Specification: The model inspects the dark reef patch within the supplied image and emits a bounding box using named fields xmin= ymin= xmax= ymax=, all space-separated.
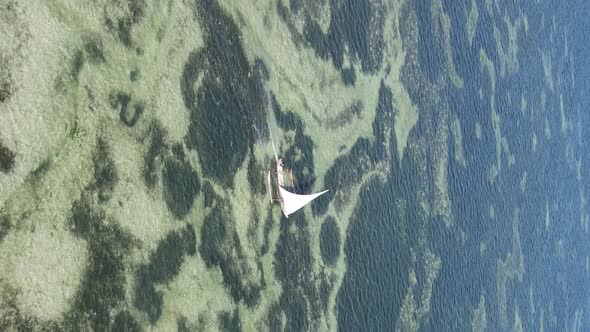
xmin=283 ymin=289 xmax=308 ymax=331
xmin=201 ymin=180 xmax=217 ymax=209
xmin=112 ymin=310 xmax=142 ymax=332
xmin=341 ymin=67 xmax=356 ymax=86
xmin=372 ymin=81 xmax=396 ymax=162
xmin=312 ymin=137 xmax=373 ymax=216
xmin=143 ymin=121 xmax=168 ymax=188
xmin=199 ymin=206 xmax=227 ymax=267
xmin=271 ymin=97 xmax=317 ymax=194
xmin=84 ymin=37 xmax=105 ymax=64
xmin=65 ymin=195 xmax=136 ymax=331
xmin=199 ymin=202 xmax=262 ymax=307
xmin=91 ymin=138 xmax=118 ymax=203
xmin=179 ymin=51 xmax=204 ymax=112
xmin=254 ymin=57 xmax=270 ymax=81
xmin=218 ymin=309 xmax=241 ymax=332
xmin=279 ymin=0 xmax=384 ymax=73
xmin=28 ymin=159 xmax=51 ymax=185
xmin=312 ymin=81 xmax=394 ymax=217
xmin=284 ymin=130 xmax=316 ymax=195
xmin=271 ymin=93 xmax=303 ymax=131
xmin=120 ymin=102 xmax=143 ymax=127
xmin=0 ymin=80 xmax=12 ymax=103
xmin=162 ymin=157 xmax=200 ymax=220
xmin=260 ymin=209 xmax=274 ymax=256
xmin=319 ymin=216 xmax=340 ymax=266
xmin=247 ymin=148 xmax=266 ymax=196
xmin=115 ymin=18 xmax=133 ymax=47
xmin=176 ymin=316 xmax=190 ymax=332
xmin=178 ymin=315 xmax=207 ymax=332
xmin=325 ymin=100 xmax=363 ymax=130
xmin=134 ymin=224 xmax=196 ymax=324
xmin=266 ymin=303 xmax=283 ymax=331
xmin=109 ymin=92 xmax=143 ymax=127
xmin=171 ymin=143 xmax=185 ymax=160
xmin=105 ymin=0 xmax=146 ymax=48
xmin=336 ymin=176 xmax=412 ymax=331
xmin=0 ymin=213 xmax=10 ymax=242
xmin=109 ymin=91 xmax=131 ymax=114
xmin=71 ymin=49 xmax=85 ymax=81
xmin=130 ymin=68 xmax=140 ymax=81
xmin=141 ymin=225 xmax=196 ymax=284
xmin=0 ymin=52 xmax=14 ymax=103
xmin=128 ymin=0 xmax=147 ymax=24
xmin=0 ymin=141 xmax=16 ymax=173
xmin=268 ymin=212 xmax=322 ymax=330
xmin=181 ymin=0 xmax=265 ymax=188
xmin=0 ymin=286 xmax=62 ymax=331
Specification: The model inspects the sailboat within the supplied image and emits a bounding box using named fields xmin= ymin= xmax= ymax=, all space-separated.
xmin=266 ymin=128 xmax=328 ymax=218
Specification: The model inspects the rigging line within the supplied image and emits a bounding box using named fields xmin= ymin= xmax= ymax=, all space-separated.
xmin=267 ymin=120 xmax=279 ymax=162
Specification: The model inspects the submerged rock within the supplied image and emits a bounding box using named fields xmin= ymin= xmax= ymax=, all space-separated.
xmin=162 ymin=157 xmax=200 ymax=220
xmin=0 ymin=142 xmax=16 ymax=173
xmin=134 ymin=225 xmax=196 ymax=323
xmin=181 ymin=0 xmax=265 ymax=188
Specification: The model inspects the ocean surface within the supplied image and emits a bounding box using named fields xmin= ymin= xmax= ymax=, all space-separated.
xmin=0 ymin=0 xmax=589 ymax=330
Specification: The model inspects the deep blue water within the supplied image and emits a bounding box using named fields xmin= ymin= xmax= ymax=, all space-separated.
xmin=336 ymin=0 xmax=590 ymax=330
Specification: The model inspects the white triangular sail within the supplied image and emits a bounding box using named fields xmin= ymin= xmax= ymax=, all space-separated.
xmin=278 ymin=186 xmax=328 ymax=218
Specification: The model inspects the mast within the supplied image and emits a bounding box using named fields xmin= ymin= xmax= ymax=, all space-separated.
xmin=268 ymin=121 xmax=279 ymax=163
